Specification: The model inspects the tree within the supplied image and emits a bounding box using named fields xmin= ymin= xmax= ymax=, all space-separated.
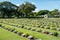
xmin=38 ymin=10 xmax=49 ymax=15
xmin=0 ymin=1 xmax=18 ymax=18
xmin=29 ymin=12 xmax=38 ymax=17
xmin=18 ymin=2 xmax=36 ymax=17
xmin=49 ymin=9 xmax=60 ymax=17
xmin=49 ymin=9 xmax=59 ymax=15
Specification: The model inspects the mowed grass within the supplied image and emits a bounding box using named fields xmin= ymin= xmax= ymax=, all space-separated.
xmin=2 ymin=24 xmax=60 ymax=40
xmin=0 ymin=28 xmax=28 ymax=40
xmin=1 ymin=18 xmax=60 ymax=40
xmin=5 ymin=22 xmax=60 ymax=35
xmin=4 ymin=19 xmax=60 ymax=34
xmin=25 ymin=26 xmax=60 ymax=34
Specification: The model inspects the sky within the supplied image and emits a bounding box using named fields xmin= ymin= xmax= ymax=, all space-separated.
xmin=0 ymin=0 xmax=60 ymax=12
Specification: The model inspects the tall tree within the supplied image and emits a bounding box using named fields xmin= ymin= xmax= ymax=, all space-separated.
xmin=29 ymin=12 xmax=38 ymax=17
xmin=49 ymin=9 xmax=60 ymax=17
xmin=0 ymin=1 xmax=18 ymax=18
xmin=50 ymin=9 xmax=59 ymax=15
xmin=18 ymin=2 xmax=36 ymax=17
xmin=38 ymin=10 xmax=49 ymax=15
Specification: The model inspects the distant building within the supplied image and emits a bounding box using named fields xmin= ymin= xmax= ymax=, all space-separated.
xmin=44 ymin=14 xmax=48 ymax=18
xmin=38 ymin=14 xmax=49 ymax=18
xmin=54 ymin=15 xmax=60 ymax=18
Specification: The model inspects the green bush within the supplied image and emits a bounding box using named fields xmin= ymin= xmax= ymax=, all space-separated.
xmin=53 ymin=32 xmax=58 ymax=36
xmin=0 ymin=24 xmax=2 ymax=27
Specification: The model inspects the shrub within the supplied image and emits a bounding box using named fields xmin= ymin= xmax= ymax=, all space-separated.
xmin=26 ymin=33 xmax=29 ymax=37
xmin=0 ymin=24 xmax=2 ymax=27
xmin=53 ymin=32 xmax=58 ymax=36
xmin=21 ymin=25 xmax=24 ymax=28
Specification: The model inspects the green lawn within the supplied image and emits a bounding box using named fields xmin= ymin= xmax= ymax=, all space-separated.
xmin=4 ymin=22 xmax=60 ymax=35
xmin=0 ymin=28 xmax=28 ymax=40
xmin=2 ymin=24 xmax=60 ymax=40
xmin=1 ymin=18 xmax=60 ymax=40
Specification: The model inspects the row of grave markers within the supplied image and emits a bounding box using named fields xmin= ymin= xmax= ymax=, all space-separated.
xmin=0 ymin=24 xmax=41 ymax=40
xmin=2 ymin=22 xmax=60 ymax=37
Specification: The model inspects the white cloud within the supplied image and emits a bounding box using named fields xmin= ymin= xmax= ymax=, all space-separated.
xmin=16 ymin=4 xmax=19 ymax=6
xmin=33 ymin=9 xmax=39 ymax=12
xmin=32 ymin=2 xmax=35 ymax=4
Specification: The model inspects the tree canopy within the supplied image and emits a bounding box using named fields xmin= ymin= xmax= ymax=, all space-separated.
xmin=18 ymin=2 xmax=36 ymax=17
xmin=0 ymin=1 xmax=18 ymax=18
xmin=50 ymin=9 xmax=59 ymax=15
xmin=38 ymin=10 xmax=49 ymax=15
xmin=0 ymin=1 xmax=60 ymax=18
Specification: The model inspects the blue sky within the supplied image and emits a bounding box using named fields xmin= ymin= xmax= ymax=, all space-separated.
xmin=0 ymin=0 xmax=60 ymax=12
